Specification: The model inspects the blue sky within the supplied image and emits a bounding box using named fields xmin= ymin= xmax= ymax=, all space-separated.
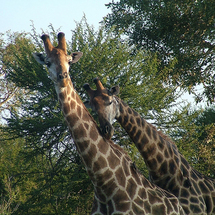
xmin=1 ymin=0 xmax=111 ymax=37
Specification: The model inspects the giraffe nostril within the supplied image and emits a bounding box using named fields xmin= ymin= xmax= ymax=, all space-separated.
xmin=58 ymin=74 xmax=63 ymax=80
xmin=58 ymin=72 xmax=68 ymax=80
xmin=101 ymin=123 xmax=114 ymax=139
xmin=102 ymin=125 xmax=109 ymax=136
xmin=104 ymin=125 xmax=109 ymax=134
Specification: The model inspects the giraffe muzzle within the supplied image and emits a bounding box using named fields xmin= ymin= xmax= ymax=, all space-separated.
xmin=101 ymin=123 xmax=114 ymax=140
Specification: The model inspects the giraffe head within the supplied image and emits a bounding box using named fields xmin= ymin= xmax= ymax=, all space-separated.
xmin=33 ymin=32 xmax=83 ymax=87
xmin=83 ymin=78 xmax=120 ymax=139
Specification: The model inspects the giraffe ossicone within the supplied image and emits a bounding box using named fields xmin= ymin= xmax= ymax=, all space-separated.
xmin=84 ymin=77 xmax=215 ymax=214
xmin=33 ymin=33 xmax=187 ymax=214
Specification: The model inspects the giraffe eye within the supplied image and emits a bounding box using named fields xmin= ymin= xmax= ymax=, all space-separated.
xmin=108 ymin=101 xmax=113 ymax=105
xmin=105 ymin=100 xmax=113 ymax=106
xmin=44 ymin=58 xmax=51 ymax=67
xmin=103 ymin=95 xmax=113 ymax=106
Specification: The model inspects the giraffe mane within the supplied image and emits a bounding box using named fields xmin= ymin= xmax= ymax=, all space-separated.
xmin=149 ymin=123 xmax=177 ymax=147
xmin=117 ymin=96 xmax=176 ymax=147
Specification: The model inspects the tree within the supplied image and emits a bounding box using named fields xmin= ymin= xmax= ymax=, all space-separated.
xmin=0 ymin=33 xmax=26 ymax=124
xmin=168 ymin=105 xmax=215 ymax=178
xmin=104 ymin=0 xmax=215 ymax=103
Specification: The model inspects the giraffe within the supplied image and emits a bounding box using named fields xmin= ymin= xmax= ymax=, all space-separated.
xmin=83 ymin=77 xmax=215 ymax=214
xmin=33 ymin=33 xmax=186 ymax=214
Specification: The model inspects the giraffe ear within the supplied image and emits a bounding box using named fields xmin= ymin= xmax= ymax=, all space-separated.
xmin=33 ymin=53 xmax=46 ymax=65
xmin=110 ymin=86 xmax=120 ymax=95
xmin=69 ymin=52 xmax=83 ymax=64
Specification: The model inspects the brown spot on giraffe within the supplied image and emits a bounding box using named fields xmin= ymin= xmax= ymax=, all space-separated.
xmin=93 ymin=155 xmax=108 ymax=172
xmin=115 ymin=167 xmax=126 ymax=187
xmin=66 ymin=113 xmax=79 ymax=127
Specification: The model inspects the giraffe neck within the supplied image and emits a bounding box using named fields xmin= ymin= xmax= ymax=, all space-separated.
xmin=115 ymin=96 xmax=215 ymax=214
xmin=115 ymin=96 xmax=181 ymax=178
xmin=55 ymin=79 xmax=111 ymax=176
xmin=56 ymin=79 xmax=101 ymax=150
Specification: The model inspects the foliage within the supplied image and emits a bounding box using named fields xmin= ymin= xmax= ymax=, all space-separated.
xmin=70 ymin=18 xmax=180 ymax=119
xmin=0 ymin=33 xmax=26 ymax=124
xmin=168 ymin=105 xmax=215 ymax=178
xmin=0 ymin=129 xmax=93 ymax=214
xmin=104 ymin=0 xmax=215 ymax=103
